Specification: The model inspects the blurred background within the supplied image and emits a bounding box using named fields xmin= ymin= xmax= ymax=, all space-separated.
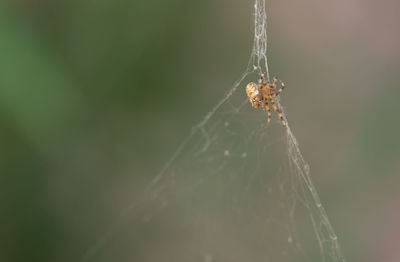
xmin=0 ymin=0 xmax=399 ymax=261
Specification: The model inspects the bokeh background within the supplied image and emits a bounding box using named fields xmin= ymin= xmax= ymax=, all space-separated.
xmin=1 ymin=0 xmax=399 ymax=261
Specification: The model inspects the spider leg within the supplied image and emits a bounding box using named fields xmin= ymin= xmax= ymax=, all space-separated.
xmin=258 ymin=73 xmax=265 ymax=85
xmin=265 ymin=97 xmax=272 ymax=123
xmin=260 ymin=96 xmax=265 ymax=111
xmin=270 ymin=98 xmax=287 ymax=128
xmin=274 ymin=80 xmax=285 ymax=96
xmin=272 ymin=76 xmax=278 ymax=88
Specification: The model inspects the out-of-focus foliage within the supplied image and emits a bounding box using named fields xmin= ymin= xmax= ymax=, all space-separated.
xmin=0 ymin=0 xmax=399 ymax=262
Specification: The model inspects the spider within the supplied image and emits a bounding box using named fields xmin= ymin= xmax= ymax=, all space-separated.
xmin=246 ymin=73 xmax=287 ymax=128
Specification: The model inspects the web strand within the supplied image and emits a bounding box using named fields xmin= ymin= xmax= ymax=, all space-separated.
xmin=251 ymin=0 xmax=270 ymax=79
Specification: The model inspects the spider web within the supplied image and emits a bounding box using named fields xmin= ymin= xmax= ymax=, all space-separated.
xmin=83 ymin=1 xmax=346 ymax=261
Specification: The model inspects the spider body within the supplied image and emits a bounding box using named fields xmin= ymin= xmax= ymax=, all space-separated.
xmin=246 ymin=73 xmax=287 ymax=128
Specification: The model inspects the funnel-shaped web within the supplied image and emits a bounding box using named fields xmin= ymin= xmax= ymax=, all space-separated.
xmin=83 ymin=1 xmax=346 ymax=261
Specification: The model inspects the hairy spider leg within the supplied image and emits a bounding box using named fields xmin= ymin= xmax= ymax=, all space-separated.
xmin=274 ymin=80 xmax=285 ymax=96
xmin=270 ymin=99 xmax=287 ymax=128
xmin=272 ymin=76 xmax=278 ymax=88
xmin=260 ymin=96 xmax=265 ymax=111
xmin=259 ymin=73 xmax=265 ymax=85
xmin=265 ymin=97 xmax=272 ymax=123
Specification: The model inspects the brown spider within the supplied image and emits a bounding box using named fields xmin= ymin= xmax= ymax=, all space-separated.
xmin=246 ymin=73 xmax=287 ymax=128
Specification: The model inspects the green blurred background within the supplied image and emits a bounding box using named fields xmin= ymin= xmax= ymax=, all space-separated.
xmin=0 ymin=0 xmax=399 ymax=261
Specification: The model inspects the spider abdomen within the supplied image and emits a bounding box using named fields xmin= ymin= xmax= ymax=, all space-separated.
xmin=246 ymin=82 xmax=263 ymax=108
